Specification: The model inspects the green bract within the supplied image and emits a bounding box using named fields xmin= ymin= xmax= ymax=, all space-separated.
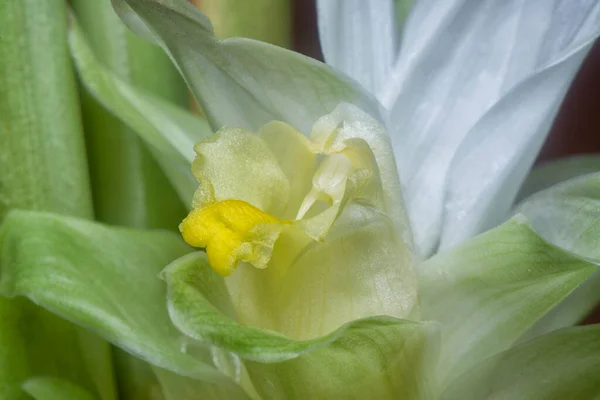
xmin=69 ymin=19 xmax=211 ymax=203
xmin=516 ymin=167 xmax=600 ymax=340
xmin=2 ymin=210 xmax=599 ymax=398
xmin=441 ymin=325 xmax=600 ymax=399
xmin=0 ymin=210 xmax=215 ymax=382
xmin=112 ymin=0 xmax=381 ymax=133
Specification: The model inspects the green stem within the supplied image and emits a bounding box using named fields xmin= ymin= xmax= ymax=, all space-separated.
xmin=0 ymin=1 xmax=115 ymax=399
xmin=71 ymin=0 xmax=188 ymax=230
xmin=0 ymin=4 xmax=92 ymax=220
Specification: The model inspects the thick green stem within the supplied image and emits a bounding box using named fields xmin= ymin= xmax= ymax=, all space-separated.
xmin=0 ymin=1 xmax=115 ymax=399
xmin=0 ymin=5 xmax=92 ymax=219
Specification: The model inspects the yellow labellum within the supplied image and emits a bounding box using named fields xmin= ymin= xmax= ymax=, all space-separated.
xmin=179 ymin=200 xmax=287 ymax=276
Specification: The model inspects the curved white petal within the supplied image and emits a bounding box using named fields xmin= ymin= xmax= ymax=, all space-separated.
xmin=384 ymin=0 xmax=600 ymax=255
xmin=317 ymin=0 xmax=402 ymax=98
xmin=440 ymin=41 xmax=593 ymax=248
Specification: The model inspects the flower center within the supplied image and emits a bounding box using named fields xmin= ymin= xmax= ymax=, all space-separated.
xmin=178 ymin=115 xmax=389 ymax=278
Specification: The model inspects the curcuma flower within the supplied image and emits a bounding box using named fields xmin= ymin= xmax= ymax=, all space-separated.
xmin=176 ymin=105 xmax=418 ymax=338
xmin=0 ymin=0 xmax=595 ymax=399
xmin=156 ymin=102 xmax=600 ymax=398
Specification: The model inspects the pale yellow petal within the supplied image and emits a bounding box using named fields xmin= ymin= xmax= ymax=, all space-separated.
xmin=191 ymin=128 xmax=290 ymax=216
xmin=257 ymin=121 xmax=319 ymax=219
xmin=226 ymin=202 xmax=418 ymax=339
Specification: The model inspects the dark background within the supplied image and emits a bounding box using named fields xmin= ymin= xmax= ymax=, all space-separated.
xmin=291 ymin=0 xmax=600 ymax=323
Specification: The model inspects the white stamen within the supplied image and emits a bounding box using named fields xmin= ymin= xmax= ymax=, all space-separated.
xmin=296 ymin=153 xmax=354 ymax=220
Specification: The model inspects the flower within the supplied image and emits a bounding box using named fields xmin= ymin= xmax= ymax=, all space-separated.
xmin=157 ymin=106 xmax=599 ymax=398
xmin=177 ymin=105 xmax=418 ymax=338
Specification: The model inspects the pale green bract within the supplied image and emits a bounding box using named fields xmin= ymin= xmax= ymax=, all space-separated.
xmin=440 ymin=325 xmax=600 ymax=399
xmin=68 ymin=19 xmax=211 ymax=204
xmin=111 ymin=0 xmax=382 ymax=133
xmin=419 ymin=217 xmax=598 ymax=388
xmin=1 ymin=0 xmax=599 ymax=398
xmin=515 ymin=167 xmax=600 ymax=341
xmin=516 ymin=155 xmax=600 ymax=202
xmin=0 ymin=210 xmax=217 ymax=383
xmin=0 ymin=210 xmax=249 ymax=398
xmin=47 ymin=0 xmax=600 ymax=398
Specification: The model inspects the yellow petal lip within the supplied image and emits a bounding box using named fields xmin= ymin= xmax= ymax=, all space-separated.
xmin=179 ymin=200 xmax=288 ymax=276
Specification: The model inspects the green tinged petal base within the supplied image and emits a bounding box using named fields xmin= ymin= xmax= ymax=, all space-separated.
xmin=162 ymin=252 xmax=437 ymax=399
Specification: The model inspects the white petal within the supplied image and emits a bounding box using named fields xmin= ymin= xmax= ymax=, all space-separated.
xmin=385 ymin=0 xmax=600 ymax=255
xmin=440 ymin=41 xmax=593 ymax=248
xmin=317 ymin=0 xmax=401 ymax=98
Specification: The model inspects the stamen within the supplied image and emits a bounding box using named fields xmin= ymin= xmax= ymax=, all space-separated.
xmin=296 ymin=153 xmax=354 ymax=220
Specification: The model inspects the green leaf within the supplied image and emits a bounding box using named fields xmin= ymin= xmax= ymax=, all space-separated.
xmin=162 ymin=251 xmax=436 ymax=400
xmin=0 ymin=1 xmax=113 ymax=398
xmin=22 ymin=377 xmax=97 ymax=400
xmin=0 ymin=209 xmax=230 ymax=384
xmin=71 ymin=0 xmax=188 ymax=230
xmin=441 ymin=325 xmax=600 ymax=400
xmin=394 ymin=0 xmax=414 ymax=26
xmin=112 ymin=0 xmax=380 ymax=133
xmin=516 ymin=173 xmax=600 ymax=340
xmin=69 ymin=20 xmax=210 ymax=203
xmin=419 ymin=217 xmax=597 ymax=388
